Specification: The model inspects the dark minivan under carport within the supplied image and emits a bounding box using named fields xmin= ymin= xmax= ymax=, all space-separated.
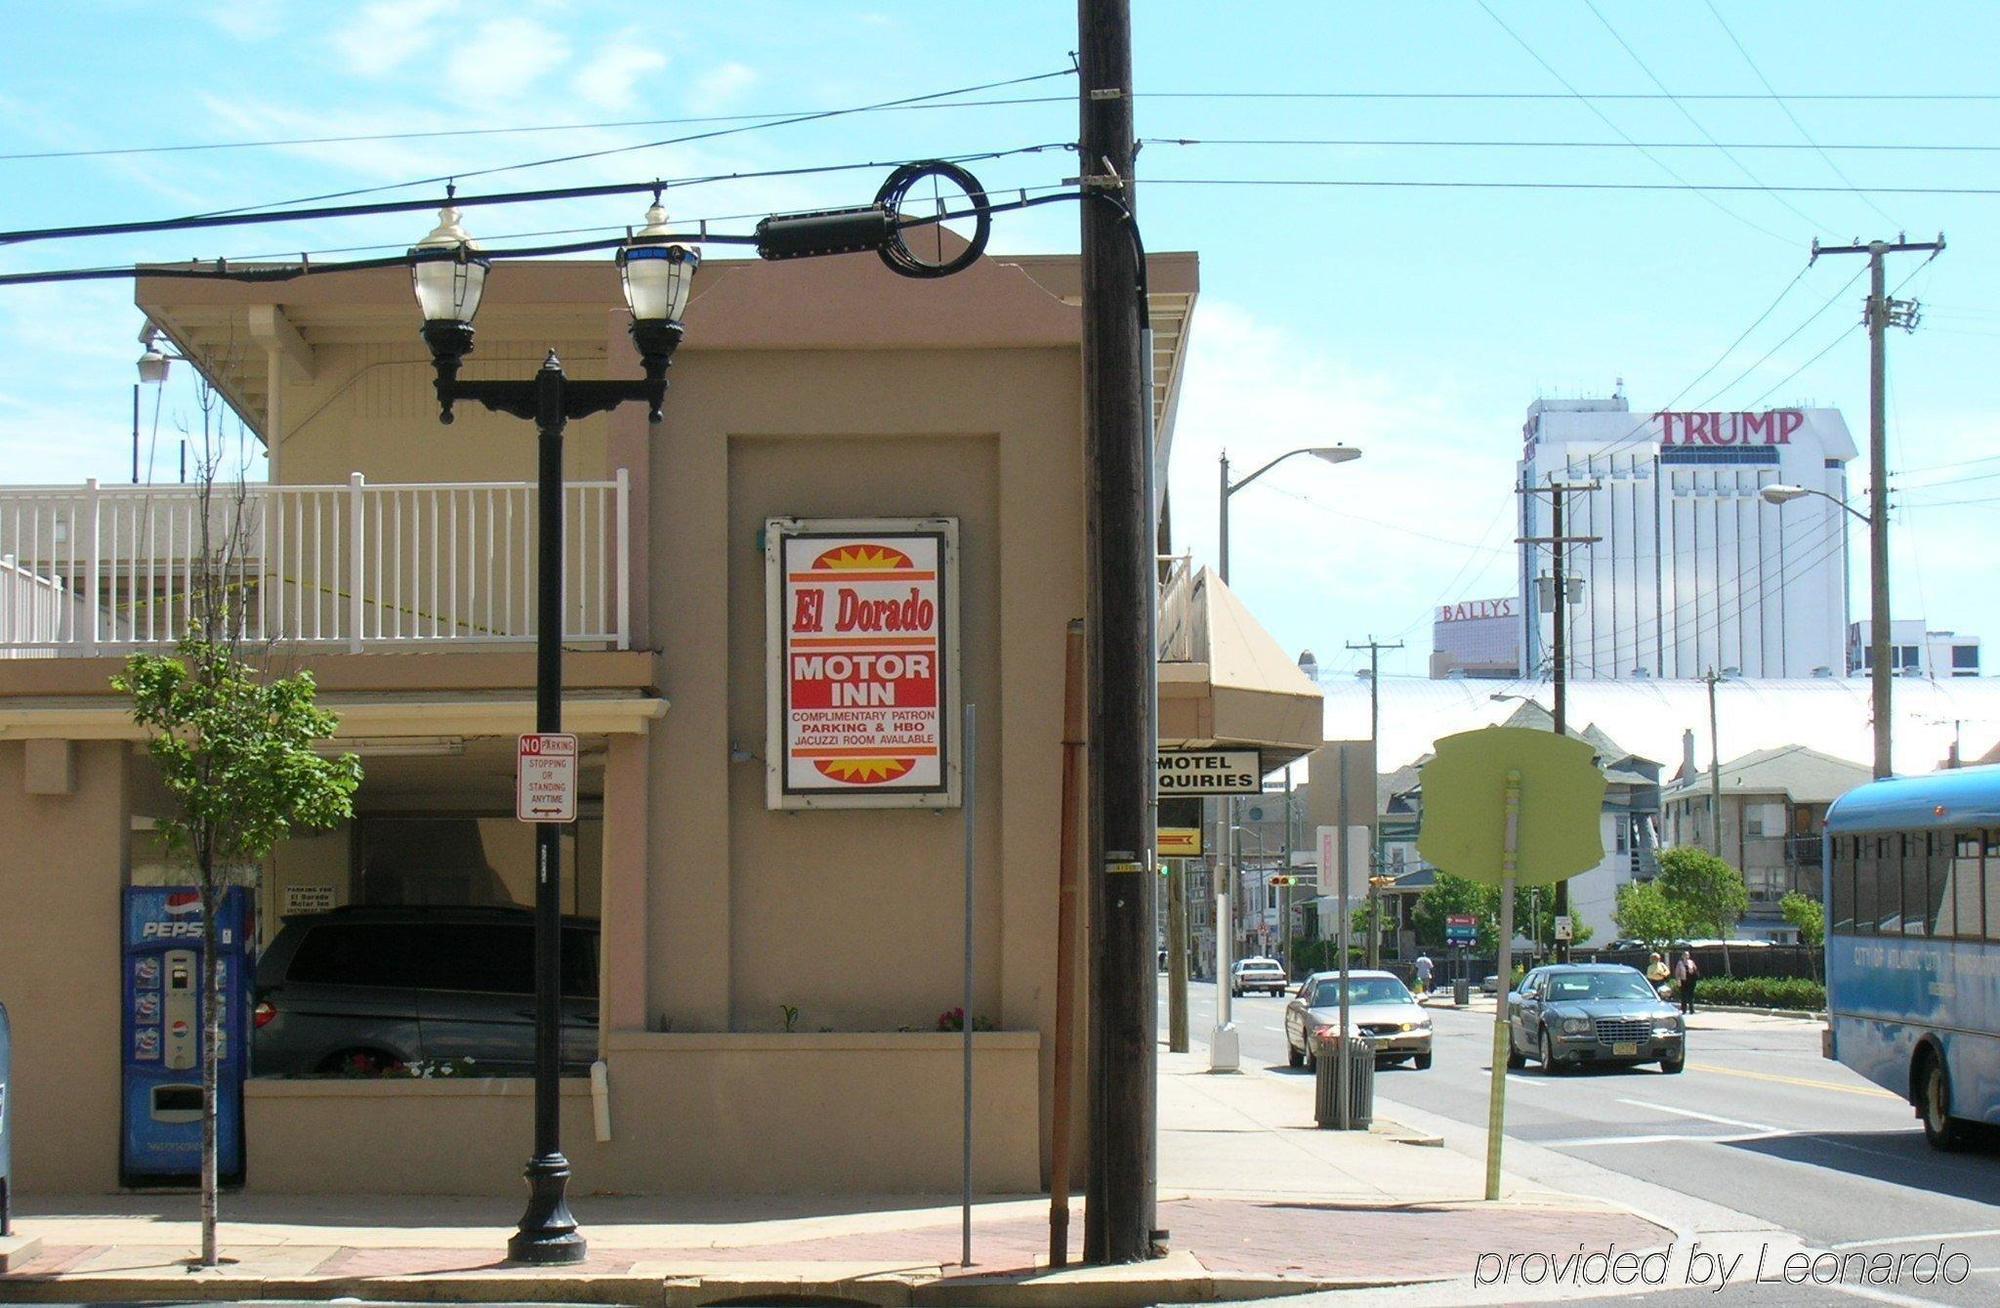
xmin=252 ymin=906 xmax=599 ymax=1076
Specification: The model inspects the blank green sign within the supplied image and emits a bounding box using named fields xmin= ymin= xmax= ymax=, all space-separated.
xmin=1416 ymin=726 xmax=1606 ymax=888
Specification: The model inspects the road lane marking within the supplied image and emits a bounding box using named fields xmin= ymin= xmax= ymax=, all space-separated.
xmin=1617 ymin=1097 xmax=1781 ymax=1134
xmin=1828 ymin=1280 xmax=1962 ymax=1308
xmin=1545 ymin=1129 xmax=1788 ymax=1148
xmin=1831 ymin=1229 xmax=2000 ymax=1251
xmin=1688 ymin=1061 xmax=1901 ymax=1099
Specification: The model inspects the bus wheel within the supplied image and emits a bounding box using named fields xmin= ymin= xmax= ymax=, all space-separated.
xmin=1917 ymin=1049 xmax=1968 ymax=1151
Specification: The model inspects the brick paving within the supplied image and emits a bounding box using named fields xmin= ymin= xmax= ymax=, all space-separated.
xmin=3 ymin=1198 xmax=1670 ymax=1286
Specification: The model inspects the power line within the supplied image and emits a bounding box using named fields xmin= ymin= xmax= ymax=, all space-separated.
xmin=1140 ymin=177 xmax=2000 ymax=196
xmin=1700 ymin=0 xmax=1902 ymax=230
xmin=1140 ymin=136 xmax=2000 ymax=154
xmin=1472 ymin=0 xmax=1788 ymax=243
xmin=0 ymin=95 xmax=1078 ymax=164
xmin=1139 ymin=90 xmax=2000 ymax=102
xmin=173 ymin=65 xmax=1078 ymax=223
xmin=1580 ymin=0 xmax=1836 ymax=234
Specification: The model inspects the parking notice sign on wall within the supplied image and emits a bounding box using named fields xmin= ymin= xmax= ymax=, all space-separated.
xmin=516 ymin=733 xmax=578 ymax=823
xmin=766 ymin=517 xmax=960 ymax=810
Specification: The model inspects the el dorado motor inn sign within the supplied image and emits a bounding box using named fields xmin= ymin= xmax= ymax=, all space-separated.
xmin=766 ymin=518 xmax=961 ymax=809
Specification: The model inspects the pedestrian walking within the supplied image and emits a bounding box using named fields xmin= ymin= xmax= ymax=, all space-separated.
xmin=1414 ymin=952 xmax=1434 ymax=996
xmin=1673 ymin=950 xmax=1700 ymax=1014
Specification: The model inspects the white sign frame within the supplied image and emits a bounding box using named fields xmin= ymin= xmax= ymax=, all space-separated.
xmin=765 ymin=517 xmax=961 ymax=811
xmin=516 ymin=733 xmax=578 ymax=823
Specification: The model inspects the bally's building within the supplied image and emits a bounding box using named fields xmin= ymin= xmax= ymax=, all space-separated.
xmin=1517 ymin=394 xmax=1856 ymax=681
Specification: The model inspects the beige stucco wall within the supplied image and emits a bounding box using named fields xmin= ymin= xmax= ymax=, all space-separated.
xmin=0 ymin=740 xmax=128 ymax=1191
xmin=646 ymin=339 xmax=1085 ymax=1185
xmin=246 ymin=1032 xmax=1041 ymax=1195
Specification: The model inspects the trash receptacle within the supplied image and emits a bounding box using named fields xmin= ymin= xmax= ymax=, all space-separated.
xmin=1453 ymin=976 xmax=1470 ymax=1006
xmin=1 ymin=999 xmax=12 ymax=1236
xmin=1313 ymin=1035 xmax=1375 ymax=1130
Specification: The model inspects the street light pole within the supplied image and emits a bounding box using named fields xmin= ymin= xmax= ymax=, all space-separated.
xmin=410 ymin=201 xmax=696 ymax=1266
xmin=1760 ymin=481 xmax=1889 ymax=777
xmin=1212 ymin=443 xmax=1359 ymax=1071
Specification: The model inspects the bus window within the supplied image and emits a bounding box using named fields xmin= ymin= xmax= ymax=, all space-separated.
xmin=1951 ymin=834 xmax=1982 ymax=941
xmin=1919 ymin=833 xmax=1950 ymax=936
xmin=1830 ymin=835 xmax=1855 ymax=934
xmin=1853 ymin=836 xmax=1877 ymax=936
xmin=1934 ymin=835 xmax=1966 ymax=936
xmin=1902 ymin=834 xmax=1930 ymax=935
xmin=1985 ymin=832 xmax=2000 ymax=942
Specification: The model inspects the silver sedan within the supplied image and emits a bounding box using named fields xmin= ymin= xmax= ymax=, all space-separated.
xmin=1283 ymin=969 xmax=1434 ymax=1070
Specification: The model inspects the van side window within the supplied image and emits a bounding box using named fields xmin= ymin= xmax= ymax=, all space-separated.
xmin=419 ymin=924 xmax=535 ymax=994
xmin=285 ymin=924 xmax=419 ymax=987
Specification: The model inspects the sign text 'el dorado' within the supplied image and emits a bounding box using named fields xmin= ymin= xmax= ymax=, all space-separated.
xmin=766 ymin=518 xmax=960 ymax=810
xmin=1156 ymin=749 xmax=1262 ymax=795
xmin=516 ymin=733 xmax=578 ymax=823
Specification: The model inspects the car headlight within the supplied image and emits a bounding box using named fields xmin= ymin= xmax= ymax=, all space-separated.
xmin=1560 ymin=1016 xmax=1591 ymax=1035
xmin=1413 ymin=1017 xmax=1431 ymax=1030
xmin=1655 ymin=1017 xmax=1682 ymax=1034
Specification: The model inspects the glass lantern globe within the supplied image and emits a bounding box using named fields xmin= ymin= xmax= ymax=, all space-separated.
xmin=409 ymin=205 xmax=490 ymax=325
xmin=618 ymin=202 xmax=699 ymax=326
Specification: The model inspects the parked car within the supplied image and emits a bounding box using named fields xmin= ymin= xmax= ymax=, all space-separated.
xmin=1229 ymin=957 xmax=1289 ymax=997
xmin=1283 ymin=970 xmax=1433 ymax=1069
xmin=253 ymin=906 xmax=600 ymax=1076
xmin=1506 ymin=963 xmax=1684 ymax=1075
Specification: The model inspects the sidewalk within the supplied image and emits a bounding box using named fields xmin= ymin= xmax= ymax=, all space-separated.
xmin=0 ymin=1051 xmax=1670 ymax=1306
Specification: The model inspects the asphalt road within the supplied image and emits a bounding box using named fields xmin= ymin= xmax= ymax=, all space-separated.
xmin=1170 ymin=980 xmax=2000 ymax=1307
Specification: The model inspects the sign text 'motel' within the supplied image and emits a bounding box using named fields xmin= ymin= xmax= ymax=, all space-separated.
xmin=1156 ymin=749 xmax=1262 ymax=795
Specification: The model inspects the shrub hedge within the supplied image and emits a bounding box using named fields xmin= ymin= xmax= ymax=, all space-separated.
xmin=1694 ymin=975 xmax=1825 ymax=1011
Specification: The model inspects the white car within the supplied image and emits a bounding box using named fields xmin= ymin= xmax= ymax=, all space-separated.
xmin=1230 ymin=957 xmax=1288 ymax=997
xmin=1284 ymin=970 xmax=1434 ymax=1069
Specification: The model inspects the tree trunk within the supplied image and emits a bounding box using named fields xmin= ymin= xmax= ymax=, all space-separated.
xmin=199 ymin=855 xmax=219 ymax=1268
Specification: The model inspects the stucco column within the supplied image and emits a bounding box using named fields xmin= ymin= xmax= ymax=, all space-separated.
xmin=601 ymin=730 xmax=652 ymax=1039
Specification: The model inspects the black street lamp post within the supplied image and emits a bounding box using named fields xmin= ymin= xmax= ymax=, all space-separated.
xmin=409 ymin=200 xmax=697 ymax=1265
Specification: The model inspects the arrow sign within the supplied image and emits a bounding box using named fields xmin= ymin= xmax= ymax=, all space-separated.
xmin=517 ymin=733 xmax=578 ymax=823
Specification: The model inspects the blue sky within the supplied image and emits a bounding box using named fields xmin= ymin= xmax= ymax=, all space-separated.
xmin=3 ymin=1 xmax=1997 ymax=677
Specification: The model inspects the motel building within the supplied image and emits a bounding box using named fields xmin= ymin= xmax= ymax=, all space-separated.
xmin=0 ymin=239 xmax=1323 ymax=1199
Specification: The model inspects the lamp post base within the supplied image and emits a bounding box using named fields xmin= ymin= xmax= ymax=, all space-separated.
xmin=508 ymin=1154 xmax=587 ymax=1265
xmin=1208 ymin=1023 xmax=1240 ymax=1072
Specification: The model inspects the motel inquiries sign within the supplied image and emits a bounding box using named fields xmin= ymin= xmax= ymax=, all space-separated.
xmin=766 ymin=518 xmax=960 ymax=810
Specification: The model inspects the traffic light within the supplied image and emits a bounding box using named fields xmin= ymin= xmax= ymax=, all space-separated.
xmin=1270 ymin=875 xmax=1295 ymax=887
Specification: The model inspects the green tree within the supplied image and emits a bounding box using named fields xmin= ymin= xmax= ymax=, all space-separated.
xmin=1656 ymin=846 xmax=1751 ymax=967
xmin=1614 ymin=879 xmax=1689 ymax=951
xmin=1779 ymin=891 xmax=1825 ymax=949
xmin=114 ymin=418 xmax=360 ymax=1267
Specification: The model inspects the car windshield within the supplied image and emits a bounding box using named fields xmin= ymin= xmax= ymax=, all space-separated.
xmin=1309 ymin=977 xmax=1412 ymax=1006
xmin=1543 ymin=971 xmax=1657 ymax=1002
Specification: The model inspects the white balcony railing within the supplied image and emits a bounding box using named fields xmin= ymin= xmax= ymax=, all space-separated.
xmin=0 ymin=473 xmax=630 ymax=654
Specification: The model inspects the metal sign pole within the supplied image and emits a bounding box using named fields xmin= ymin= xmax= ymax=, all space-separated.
xmin=961 ymin=703 xmax=977 ymax=1267
xmin=1336 ymin=750 xmax=1352 ymax=1129
xmin=1485 ymin=770 xmax=1521 ymax=1201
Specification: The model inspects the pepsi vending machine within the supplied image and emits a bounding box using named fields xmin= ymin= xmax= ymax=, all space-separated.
xmin=122 ymin=886 xmax=252 ymax=1187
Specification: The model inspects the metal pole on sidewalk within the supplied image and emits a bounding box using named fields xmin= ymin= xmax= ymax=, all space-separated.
xmin=962 ymin=703 xmax=977 ymax=1269
xmin=1484 ymin=771 xmax=1521 ymax=1202
xmin=1336 ymin=750 xmax=1352 ymax=1128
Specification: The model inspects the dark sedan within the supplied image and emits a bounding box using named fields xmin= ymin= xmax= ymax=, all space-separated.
xmin=1506 ymin=963 xmax=1685 ymax=1074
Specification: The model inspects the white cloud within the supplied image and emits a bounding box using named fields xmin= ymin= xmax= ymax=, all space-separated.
xmin=446 ymin=16 xmax=573 ymax=106
xmin=327 ymin=0 xmax=456 ymax=78
xmin=1167 ymin=301 xmax=1517 ymax=675
xmin=571 ymin=41 xmax=668 ymax=112
xmin=689 ymin=61 xmax=757 ymax=111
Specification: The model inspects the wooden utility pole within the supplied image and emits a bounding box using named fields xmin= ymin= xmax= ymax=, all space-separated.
xmin=1518 ymin=481 xmax=1598 ymax=961
xmin=1078 ymin=0 xmax=1157 ymax=1265
xmin=1810 ymin=234 xmax=1944 ymax=780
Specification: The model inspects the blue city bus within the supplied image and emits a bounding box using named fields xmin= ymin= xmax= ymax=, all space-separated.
xmin=1824 ymin=766 xmax=2000 ymax=1149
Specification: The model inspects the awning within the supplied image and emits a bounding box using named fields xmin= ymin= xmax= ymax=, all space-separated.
xmin=1159 ymin=564 xmax=1323 ymax=772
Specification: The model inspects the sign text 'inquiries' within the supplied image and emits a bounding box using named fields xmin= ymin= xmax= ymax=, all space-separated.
xmin=1156 ymin=749 xmax=1262 ymax=795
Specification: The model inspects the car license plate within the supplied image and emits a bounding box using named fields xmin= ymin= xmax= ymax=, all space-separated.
xmin=1613 ymin=1041 xmax=1639 ymax=1057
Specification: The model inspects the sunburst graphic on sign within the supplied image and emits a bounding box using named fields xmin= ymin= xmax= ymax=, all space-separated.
xmin=812 ymin=544 xmax=913 ymax=572
xmin=816 ymin=757 xmax=916 ymax=784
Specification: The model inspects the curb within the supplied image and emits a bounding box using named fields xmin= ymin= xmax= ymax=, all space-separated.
xmin=1689 ymin=1003 xmax=1825 ymax=1020
xmin=0 ymin=1265 xmax=1447 ymax=1307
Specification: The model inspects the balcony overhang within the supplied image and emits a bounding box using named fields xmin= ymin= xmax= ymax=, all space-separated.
xmin=0 ymin=689 xmax=664 ymax=741
xmin=1158 ymin=565 xmax=1323 ymax=774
